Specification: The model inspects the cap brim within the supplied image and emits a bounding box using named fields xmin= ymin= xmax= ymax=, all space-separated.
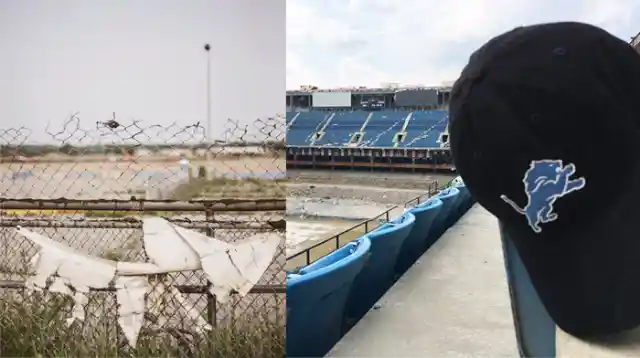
xmin=502 ymin=182 xmax=640 ymax=338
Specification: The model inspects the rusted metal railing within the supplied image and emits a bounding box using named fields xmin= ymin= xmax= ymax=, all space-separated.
xmin=286 ymin=180 xmax=443 ymax=267
xmin=0 ymin=217 xmax=286 ymax=230
xmin=0 ymin=198 xmax=285 ymax=212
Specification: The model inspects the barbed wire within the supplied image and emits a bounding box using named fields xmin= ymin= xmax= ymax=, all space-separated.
xmin=0 ymin=115 xmax=286 ymax=357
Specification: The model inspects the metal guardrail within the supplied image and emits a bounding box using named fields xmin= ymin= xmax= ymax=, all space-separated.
xmin=0 ymin=280 xmax=285 ymax=294
xmin=0 ymin=198 xmax=285 ymax=212
xmin=631 ymin=31 xmax=640 ymax=50
xmin=286 ymin=180 xmax=442 ymax=267
xmin=0 ymin=217 xmax=286 ymax=230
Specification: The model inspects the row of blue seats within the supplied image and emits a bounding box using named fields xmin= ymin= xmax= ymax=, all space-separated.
xmin=286 ymin=178 xmax=475 ymax=357
xmin=286 ymin=110 xmax=448 ymax=148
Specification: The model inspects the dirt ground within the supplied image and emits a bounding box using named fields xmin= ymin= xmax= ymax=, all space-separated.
xmin=287 ymin=169 xmax=456 ymax=206
xmin=285 ymin=169 xmax=457 ymax=268
xmin=0 ymin=158 xmax=284 ymax=199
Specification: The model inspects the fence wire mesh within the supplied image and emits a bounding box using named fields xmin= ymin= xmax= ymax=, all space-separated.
xmin=0 ymin=114 xmax=286 ymax=357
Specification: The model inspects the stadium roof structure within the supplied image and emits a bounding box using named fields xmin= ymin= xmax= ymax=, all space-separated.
xmin=286 ymin=85 xmax=452 ymax=96
xmin=631 ymin=31 xmax=640 ymax=52
xmin=288 ymin=30 xmax=640 ymax=96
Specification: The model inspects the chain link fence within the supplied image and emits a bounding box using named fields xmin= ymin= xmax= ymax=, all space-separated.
xmin=0 ymin=114 xmax=286 ymax=357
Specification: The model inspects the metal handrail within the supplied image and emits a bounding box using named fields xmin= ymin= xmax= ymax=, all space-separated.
xmin=0 ymin=198 xmax=285 ymax=212
xmin=286 ymin=179 xmax=452 ymax=266
xmin=631 ymin=31 xmax=640 ymax=49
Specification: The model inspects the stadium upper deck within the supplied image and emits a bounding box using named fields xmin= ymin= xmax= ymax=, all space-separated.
xmin=286 ymin=85 xmax=452 ymax=150
xmin=286 ymin=85 xmax=451 ymax=111
xmin=632 ymin=31 xmax=640 ymax=52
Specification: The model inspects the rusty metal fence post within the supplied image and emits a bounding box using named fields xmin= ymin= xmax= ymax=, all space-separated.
xmin=205 ymin=207 xmax=217 ymax=328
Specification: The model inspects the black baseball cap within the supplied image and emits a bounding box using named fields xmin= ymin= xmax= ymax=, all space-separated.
xmin=449 ymin=22 xmax=640 ymax=338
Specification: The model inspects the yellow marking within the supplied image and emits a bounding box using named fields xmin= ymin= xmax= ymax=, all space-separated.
xmin=3 ymin=209 xmax=86 ymax=215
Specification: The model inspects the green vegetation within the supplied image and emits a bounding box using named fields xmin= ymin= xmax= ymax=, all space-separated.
xmin=171 ymin=177 xmax=286 ymax=201
xmin=0 ymin=249 xmax=284 ymax=357
xmin=0 ymin=140 xmax=285 ymax=158
xmin=0 ymin=293 xmax=284 ymax=358
xmin=100 ymin=231 xmax=142 ymax=262
xmin=169 ymin=167 xmax=286 ymax=200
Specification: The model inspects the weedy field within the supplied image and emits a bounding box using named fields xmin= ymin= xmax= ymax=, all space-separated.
xmin=0 ymin=162 xmax=286 ymax=357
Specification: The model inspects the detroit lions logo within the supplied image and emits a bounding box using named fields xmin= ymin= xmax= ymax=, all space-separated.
xmin=500 ymin=159 xmax=586 ymax=233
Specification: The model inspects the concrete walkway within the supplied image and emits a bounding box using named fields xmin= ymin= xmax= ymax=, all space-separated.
xmin=327 ymin=205 xmax=519 ymax=357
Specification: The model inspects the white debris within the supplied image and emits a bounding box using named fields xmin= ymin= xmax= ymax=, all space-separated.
xmin=115 ymin=276 xmax=150 ymax=346
xmin=179 ymin=158 xmax=190 ymax=170
xmin=68 ymin=291 xmax=89 ymax=326
xmin=13 ymin=218 xmax=281 ymax=348
xmin=48 ymin=276 xmax=72 ymax=295
xmin=146 ymin=280 xmax=213 ymax=333
xmin=16 ymin=227 xmax=116 ymax=291
xmin=164 ymin=283 xmax=212 ymax=333
xmin=170 ymin=223 xmax=282 ymax=302
xmin=143 ymin=217 xmax=282 ymax=303
xmin=140 ymin=217 xmax=203 ymax=272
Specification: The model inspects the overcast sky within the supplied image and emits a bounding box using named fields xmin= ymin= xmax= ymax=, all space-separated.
xmin=0 ymin=0 xmax=285 ymax=144
xmin=287 ymin=0 xmax=640 ymax=89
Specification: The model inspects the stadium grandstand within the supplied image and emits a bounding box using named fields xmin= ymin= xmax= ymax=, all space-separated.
xmin=286 ymin=85 xmax=454 ymax=173
xmin=632 ymin=31 xmax=640 ymax=52
xmin=286 ymin=32 xmax=640 ymax=174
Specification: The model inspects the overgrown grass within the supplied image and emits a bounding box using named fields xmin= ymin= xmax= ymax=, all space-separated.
xmin=100 ymin=231 xmax=142 ymax=261
xmin=0 ymin=232 xmax=285 ymax=357
xmin=170 ymin=176 xmax=286 ymax=201
xmin=82 ymin=177 xmax=286 ymax=217
xmin=0 ymin=293 xmax=284 ymax=357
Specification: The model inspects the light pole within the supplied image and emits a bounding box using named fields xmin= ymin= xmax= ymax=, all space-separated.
xmin=204 ymin=43 xmax=212 ymax=143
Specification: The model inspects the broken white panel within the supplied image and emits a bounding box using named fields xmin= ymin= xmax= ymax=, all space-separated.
xmin=165 ymin=284 xmax=212 ymax=332
xmin=13 ymin=219 xmax=282 ymax=347
xmin=141 ymin=217 xmax=203 ymax=272
xmin=170 ymin=223 xmax=282 ymax=303
xmin=67 ymin=291 xmax=89 ymax=325
xmin=15 ymin=227 xmax=117 ymax=327
xmin=15 ymin=228 xmax=164 ymax=347
xmin=16 ymin=227 xmax=116 ymax=291
xmin=143 ymin=217 xmax=282 ymax=303
xmin=146 ymin=279 xmax=212 ymax=333
xmin=14 ymin=227 xmax=162 ymax=343
xmin=115 ymin=276 xmax=150 ymax=346
xmin=16 ymin=226 xmax=167 ymax=278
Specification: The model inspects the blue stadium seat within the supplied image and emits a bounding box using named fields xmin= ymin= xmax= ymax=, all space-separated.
xmin=286 ymin=111 xmax=331 ymax=146
xmin=289 ymin=111 xmax=329 ymax=131
xmin=286 ymin=128 xmax=311 ymax=146
xmin=285 ymin=112 xmax=297 ymax=125
xmin=286 ymin=237 xmax=371 ymax=358
xmin=403 ymin=110 xmax=448 ymax=148
xmin=315 ymin=111 xmax=369 ymax=146
xmin=285 ymin=109 xmax=449 ymax=149
xmin=395 ymin=198 xmax=444 ymax=275
xmin=360 ymin=110 xmax=408 ymax=147
xmin=345 ymin=212 xmax=416 ymax=324
xmin=427 ymin=187 xmax=461 ymax=246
